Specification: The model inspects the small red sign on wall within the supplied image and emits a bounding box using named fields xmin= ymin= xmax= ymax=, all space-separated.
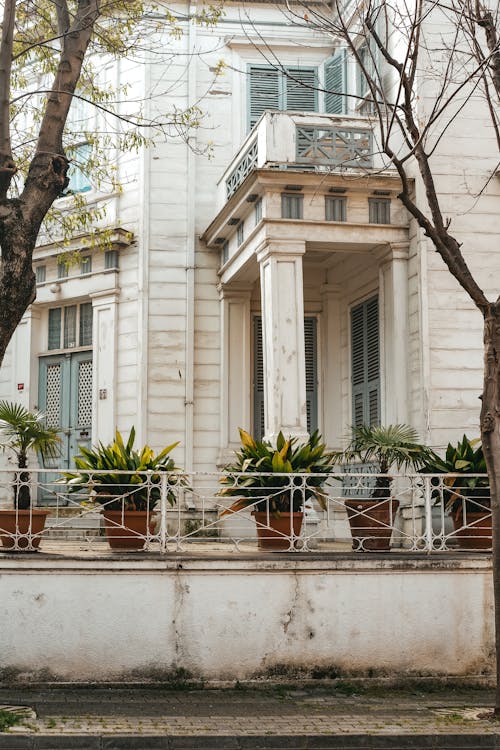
xmin=17 ymin=383 xmax=24 ymax=391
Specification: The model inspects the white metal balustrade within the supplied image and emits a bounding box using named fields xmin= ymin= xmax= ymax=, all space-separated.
xmin=0 ymin=470 xmax=492 ymax=553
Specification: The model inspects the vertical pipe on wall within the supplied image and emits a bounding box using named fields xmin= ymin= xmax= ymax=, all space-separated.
xmin=137 ymin=48 xmax=152 ymax=446
xmin=184 ymin=1 xmax=197 ymax=475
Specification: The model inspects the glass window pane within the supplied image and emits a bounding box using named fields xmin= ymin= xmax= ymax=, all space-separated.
xmin=36 ymin=266 xmax=46 ymax=284
xmin=80 ymin=256 xmax=92 ymax=275
xmin=63 ymin=305 xmax=77 ymax=348
xmin=79 ymin=302 xmax=93 ymax=347
xmin=48 ymin=308 xmax=61 ymax=350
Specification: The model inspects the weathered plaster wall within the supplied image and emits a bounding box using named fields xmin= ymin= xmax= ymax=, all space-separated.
xmin=0 ymin=557 xmax=493 ymax=681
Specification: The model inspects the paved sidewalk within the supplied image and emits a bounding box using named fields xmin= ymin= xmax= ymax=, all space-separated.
xmin=0 ymin=683 xmax=498 ymax=748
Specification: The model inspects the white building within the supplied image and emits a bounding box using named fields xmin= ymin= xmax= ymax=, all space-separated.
xmin=0 ymin=1 xmax=498 ymax=472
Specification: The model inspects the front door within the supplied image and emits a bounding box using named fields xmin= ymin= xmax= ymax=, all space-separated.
xmin=38 ymin=350 xmax=93 ymax=471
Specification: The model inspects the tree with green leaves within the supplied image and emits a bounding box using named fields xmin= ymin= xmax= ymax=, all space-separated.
xmin=0 ymin=0 xmax=222 ymax=367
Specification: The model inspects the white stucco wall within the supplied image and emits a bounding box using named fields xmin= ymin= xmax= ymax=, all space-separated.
xmin=0 ymin=556 xmax=493 ymax=681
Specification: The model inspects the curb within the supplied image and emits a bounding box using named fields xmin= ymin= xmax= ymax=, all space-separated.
xmin=0 ymin=736 xmax=500 ymax=749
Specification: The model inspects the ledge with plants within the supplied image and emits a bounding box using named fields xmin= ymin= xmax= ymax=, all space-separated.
xmin=0 ymin=401 xmax=61 ymax=551
xmin=219 ymin=428 xmax=336 ymax=551
xmin=63 ymin=427 xmax=185 ymax=550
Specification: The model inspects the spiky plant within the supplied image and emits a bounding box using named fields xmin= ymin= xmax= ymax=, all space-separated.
xmin=63 ymin=427 xmax=185 ymax=511
xmin=334 ymin=424 xmax=432 ymax=500
xmin=219 ymin=428 xmax=336 ymax=516
xmin=0 ymin=401 xmax=61 ymax=509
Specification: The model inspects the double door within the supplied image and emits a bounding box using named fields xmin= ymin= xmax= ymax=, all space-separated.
xmin=38 ymin=351 xmax=93 ymax=471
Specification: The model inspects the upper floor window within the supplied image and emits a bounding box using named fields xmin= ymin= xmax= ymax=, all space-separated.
xmin=80 ymin=255 xmax=92 ymax=275
xmin=35 ymin=265 xmax=46 ymax=284
xmin=48 ymin=302 xmax=93 ymax=351
xmin=66 ymin=143 xmax=92 ymax=194
xmin=248 ymin=65 xmax=318 ymax=130
xmin=325 ymin=50 xmax=347 ymax=115
xmin=325 ymin=196 xmax=347 ymax=222
xmin=369 ymin=198 xmax=390 ymax=224
xmin=281 ymin=193 xmax=303 ymax=219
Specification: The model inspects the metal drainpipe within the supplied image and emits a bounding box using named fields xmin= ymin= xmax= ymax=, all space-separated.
xmin=137 ymin=45 xmax=152 ymax=445
xmin=184 ymin=1 xmax=197 ymax=481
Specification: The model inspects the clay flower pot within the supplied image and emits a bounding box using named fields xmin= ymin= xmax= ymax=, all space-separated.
xmin=252 ymin=511 xmax=303 ymax=551
xmin=101 ymin=509 xmax=156 ymax=550
xmin=0 ymin=509 xmax=50 ymax=551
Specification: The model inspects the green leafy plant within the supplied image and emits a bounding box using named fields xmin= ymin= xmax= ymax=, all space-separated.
xmin=333 ymin=424 xmax=432 ymax=499
xmin=63 ymin=427 xmax=185 ymax=511
xmin=419 ymin=435 xmax=489 ymax=511
xmin=0 ymin=401 xmax=61 ymax=509
xmin=219 ymin=428 xmax=336 ymax=516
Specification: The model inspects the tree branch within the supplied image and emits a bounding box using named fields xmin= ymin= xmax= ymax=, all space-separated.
xmin=53 ymin=0 xmax=71 ymax=38
xmin=0 ymin=0 xmax=17 ymax=199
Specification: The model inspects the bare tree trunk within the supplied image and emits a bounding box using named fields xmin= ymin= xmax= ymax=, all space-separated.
xmin=480 ymin=305 xmax=500 ymax=711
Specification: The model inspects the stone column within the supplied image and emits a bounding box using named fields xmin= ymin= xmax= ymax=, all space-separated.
xmin=218 ymin=283 xmax=252 ymax=466
xmin=257 ymin=240 xmax=308 ymax=444
xmin=377 ymin=243 xmax=410 ymax=425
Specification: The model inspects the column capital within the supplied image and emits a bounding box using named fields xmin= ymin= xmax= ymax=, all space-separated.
xmin=321 ymin=283 xmax=342 ymax=299
xmin=217 ymin=282 xmax=253 ymax=301
xmin=256 ymin=240 xmax=306 ymax=265
xmin=374 ymin=242 xmax=410 ymax=265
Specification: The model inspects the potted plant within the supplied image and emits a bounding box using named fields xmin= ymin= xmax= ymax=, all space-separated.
xmin=419 ymin=435 xmax=491 ymax=550
xmin=63 ymin=427 xmax=184 ymax=550
xmin=333 ymin=424 xmax=432 ymax=551
xmin=0 ymin=401 xmax=60 ymax=550
xmin=219 ymin=428 xmax=335 ymax=551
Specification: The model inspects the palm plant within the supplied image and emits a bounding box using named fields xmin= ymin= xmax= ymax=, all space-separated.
xmin=220 ymin=428 xmax=336 ymax=516
xmin=0 ymin=401 xmax=61 ymax=509
xmin=63 ymin=427 xmax=185 ymax=511
xmin=334 ymin=424 xmax=432 ymax=499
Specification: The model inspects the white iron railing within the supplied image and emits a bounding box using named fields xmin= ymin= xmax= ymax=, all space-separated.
xmin=0 ymin=470 xmax=492 ymax=553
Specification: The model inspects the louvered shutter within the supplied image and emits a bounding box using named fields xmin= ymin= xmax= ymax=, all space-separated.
xmin=285 ymin=68 xmax=317 ymax=112
xmin=324 ymin=51 xmax=346 ymax=114
xmin=248 ymin=66 xmax=280 ymax=130
xmin=304 ymin=317 xmax=318 ymax=434
xmin=254 ymin=316 xmax=318 ymax=439
xmin=253 ymin=316 xmax=265 ymax=440
xmin=351 ymin=296 xmax=380 ymax=427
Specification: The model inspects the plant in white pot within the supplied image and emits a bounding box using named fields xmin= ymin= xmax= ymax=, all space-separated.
xmin=0 ymin=401 xmax=60 ymax=550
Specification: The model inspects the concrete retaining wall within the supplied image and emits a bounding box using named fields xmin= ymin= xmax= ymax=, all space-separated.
xmin=0 ymin=555 xmax=493 ymax=681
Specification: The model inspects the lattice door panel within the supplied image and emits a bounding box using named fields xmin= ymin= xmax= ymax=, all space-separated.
xmin=45 ymin=363 xmax=62 ymax=427
xmin=77 ymin=360 xmax=93 ymax=427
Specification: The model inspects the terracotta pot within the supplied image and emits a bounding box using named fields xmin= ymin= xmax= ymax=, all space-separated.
xmin=252 ymin=511 xmax=303 ymax=551
xmin=101 ymin=510 xmax=156 ymax=550
xmin=452 ymin=507 xmax=491 ymax=550
xmin=0 ymin=509 xmax=50 ymax=551
xmin=344 ymin=498 xmax=399 ymax=551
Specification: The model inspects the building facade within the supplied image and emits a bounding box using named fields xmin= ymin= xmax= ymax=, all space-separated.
xmin=0 ymin=1 xmax=498 ymax=474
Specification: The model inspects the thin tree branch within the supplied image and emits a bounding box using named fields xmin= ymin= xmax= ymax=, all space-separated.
xmin=0 ymin=0 xmax=17 ymax=198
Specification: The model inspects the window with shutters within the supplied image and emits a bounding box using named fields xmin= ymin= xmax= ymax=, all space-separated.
xmin=351 ymin=296 xmax=380 ymax=427
xmin=248 ymin=65 xmax=318 ymax=130
xmin=47 ymin=303 xmax=93 ymax=351
xmin=35 ymin=265 xmax=46 ymax=284
xmin=254 ymin=197 xmax=262 ymax=226
xmin=324 ymin=50 xmax=347 ymax=114
xmin=253 ymin=315 xmax=318 ymax=440
xmin=80 ymin=255 xmax=92 ymax=275
xmin=325 ymin=196 xmax=347 ymax=222
xmin=282 ymin=193 xmax=303 ymax=219
xmin=369 ymin=198 xmax=390 ymax=224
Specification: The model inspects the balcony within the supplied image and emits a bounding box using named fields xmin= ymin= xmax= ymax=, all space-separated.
xmin=218 ymin=112 xmax=378 ymax=209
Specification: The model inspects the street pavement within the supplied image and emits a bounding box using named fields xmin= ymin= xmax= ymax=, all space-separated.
xmin=0 ymin=682 xmax=499 ymax=748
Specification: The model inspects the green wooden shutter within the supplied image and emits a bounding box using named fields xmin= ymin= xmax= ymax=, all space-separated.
xmin=248 ymin=66 xmax=281 ymax=130
xmin=285 ymin=67 xmax=317 ymax=111
xmin=304 ymin=317 xmax=318 ymax=434
xmin=324 ymin=51 xmax=346 ymax=114
xmin=351 ymin=296 xmax=380 ymax=427
xmin=254 ymin=315 xmax=318 ymax=439
xmin=253 ymin=316 xmax=265 ymax=440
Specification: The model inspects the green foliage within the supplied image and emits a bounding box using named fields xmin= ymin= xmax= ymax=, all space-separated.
xmin=219 ymin=428 xmax=336 ymax=515
xmin=333 ymin=424 xmax=432 ymax=499
xmin=63 ymin=427 xmax=185 ymax=511
xmin=0 ymin=709 xmax=22 ymax=732
xmin=419 ymin=435 xmax=489 ymax=510
xmin=0 ymin=401 xmax=61 ymax=468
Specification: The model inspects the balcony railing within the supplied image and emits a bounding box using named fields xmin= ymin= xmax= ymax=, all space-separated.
xmin=0 ymin=470 xmax=492 ymax=554
xmin=220 ymin=112 xmax=377 ymax=206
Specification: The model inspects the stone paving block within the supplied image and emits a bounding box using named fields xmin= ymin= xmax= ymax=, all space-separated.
xmin=34 ymin=736 xmax=101 ymax=749
xmin=102 ymin=737 xmax=170 ymax=750
xmin=0 ymin=738 xmax=33 ymax=750
xmin=168 ymin=737 xmax=240 ymax=749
